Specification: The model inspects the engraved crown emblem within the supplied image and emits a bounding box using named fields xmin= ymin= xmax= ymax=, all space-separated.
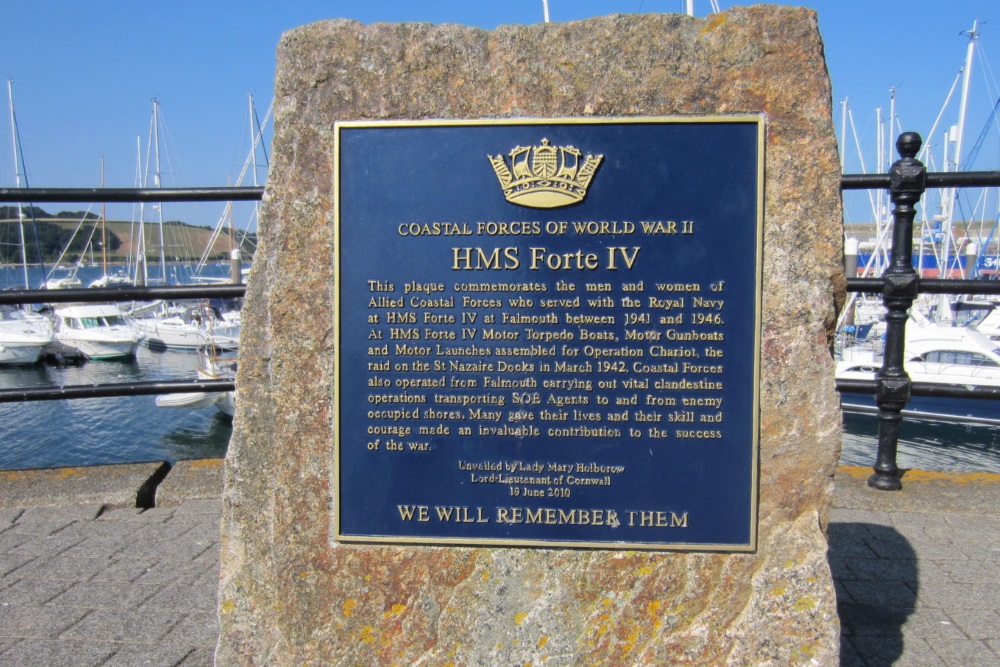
xmin=488 ymin=139 xmax=603 ymax=209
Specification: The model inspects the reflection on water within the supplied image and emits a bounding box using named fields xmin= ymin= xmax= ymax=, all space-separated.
xmin=841 ymin=412 xmax=1000 ymax=474
xmin=0 ymin=346 xmax=230 ymax=471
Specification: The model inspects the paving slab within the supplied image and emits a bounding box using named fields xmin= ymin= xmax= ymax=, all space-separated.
xmin=0 ymin=496 xmax=221 ymax=667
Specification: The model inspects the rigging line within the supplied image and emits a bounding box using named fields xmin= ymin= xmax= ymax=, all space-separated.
xmin=918 ymin=69 xmax=962 ymax=164
xmin=845 ymin=107 xmax=878 ymax=223
xmin=973 ymin=31 xmax=1000 ymax=126
xmin=252 ymin=100 xmax=272 ymax=167
xmin=47 ymin=206 xmax=97 ymax=276
xmin=961 ymin=97 xmax=1000 ymax=169
xmin=194 ymin=104 xmax=272 ymax=273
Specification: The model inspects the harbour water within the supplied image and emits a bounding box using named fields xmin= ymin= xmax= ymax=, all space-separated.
xmin=0 ymin=345 xmax=231 ymax=470
xmin=841 ymin=412 xmax=1000 ymax=473
xmin=3 ymin=266 xmax=1000 ymax=473
xmin=1 ymin=264 xmax=234 ymax=470
xmin=4 ymin=359 xmax=1000 ymax=474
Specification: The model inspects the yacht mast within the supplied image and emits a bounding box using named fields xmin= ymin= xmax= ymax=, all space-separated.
xmin=152 ymin=99 xmax=167 ymax=284
xmin=940 ymin=21 xmax=979 ymax=284
xmin=100 ymin=156 xmax=108 ymax=277
xmin=135 ymin=133 xmax=147 ymax=286
xmin=684 ymin=0 xmax=720 ymax=15
xmin=7 ymin=80 xmax=29 ymax=288
xmin=839 ymin=98 xmax=848 ymax=170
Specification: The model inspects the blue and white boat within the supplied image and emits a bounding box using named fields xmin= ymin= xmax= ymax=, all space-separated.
xmin=838 ymin=319 xmax=1000 ymax=426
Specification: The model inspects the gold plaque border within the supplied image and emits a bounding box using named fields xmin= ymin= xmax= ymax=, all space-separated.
xmin=332 ymin=116 xmax=764 ymax=552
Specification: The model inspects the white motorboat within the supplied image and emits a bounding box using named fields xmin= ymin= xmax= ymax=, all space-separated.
xmin=838 ymin=318 xmax=1000 ymax=426
xmin=43 ymin=265 xmax=83 ymax=290
xmin=53 ymin=304 xmax=140 ymax=360
xmin=128 ymin=301 xmax=240 ymax=350
xmin=0 ymin=304 xmax=53 ymax=365
xmin=88 ymin=269 xmax=132 ymax=289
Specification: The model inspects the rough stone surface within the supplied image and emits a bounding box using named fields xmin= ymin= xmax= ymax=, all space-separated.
xmin=218 ymin=8 xmax=844 ymax=665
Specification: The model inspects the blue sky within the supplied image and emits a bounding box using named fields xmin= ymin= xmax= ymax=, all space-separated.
xmin=1 ymin=1 xmax=998 ymax=228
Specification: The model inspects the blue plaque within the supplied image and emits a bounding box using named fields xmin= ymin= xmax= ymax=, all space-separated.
xmin=334 ymin=118 xmax=762 ymax=550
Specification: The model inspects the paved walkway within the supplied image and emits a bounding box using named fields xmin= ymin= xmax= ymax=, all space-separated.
xmin=0 ymin=463 xmax=997 ymax=666
xmin=832 ymin=466 xmax=1000 ymax=666
xmin=0 ymin=500 xmax=219 ymax=666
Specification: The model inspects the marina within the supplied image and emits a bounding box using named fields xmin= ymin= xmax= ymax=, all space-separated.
xmin=0 ymin=264 xmax=234 ymax=471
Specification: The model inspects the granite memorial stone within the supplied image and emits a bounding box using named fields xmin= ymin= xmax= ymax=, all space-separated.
xmin=218 ymin=7 xmax=844 ymax=665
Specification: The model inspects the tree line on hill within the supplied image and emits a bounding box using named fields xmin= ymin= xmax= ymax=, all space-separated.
xmin=0 ymin=206 xmax=99 ymax=221
xmin=0 ymin=206 xmax=122 ymax=264
xmin=0 ymin=205 xmax=256 ymax=265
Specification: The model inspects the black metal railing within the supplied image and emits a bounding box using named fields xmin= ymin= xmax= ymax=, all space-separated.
xmin=3 ymin=146 xmax=1000 ymax=491
xmin=841 ymin=132 xmax=1000 ymax=490
xmin=0 ymin=186 xmax=263 ymax=203
xmin=0 ymin=187 xmax=257 ymax=402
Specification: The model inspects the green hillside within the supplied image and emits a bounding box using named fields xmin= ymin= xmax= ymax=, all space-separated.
xmin=0 ymin=207 xmax=255 ymax=264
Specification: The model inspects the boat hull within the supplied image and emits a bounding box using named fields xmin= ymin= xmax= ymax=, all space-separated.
xmin=55 ymin=335 xmax=139 ymax=361
xmin=131 ymin=317 xmax=240 ymax=351
xmin=0 ymin=312 xmax=53 ymax=365
xmin=840 ymin=391 xmax=1000 ymax=427
xmin=0 ymin=341 xmax=47 ymax=365
xmin=155 ymin=392 xmax=227 ymax=410
xmin=134 ymin=320 xmax=212 ymax=350
xmin=155 ymin=389 xmax=235 ymax=416
xmin=217 ymin=392 xmax=236 ymax=417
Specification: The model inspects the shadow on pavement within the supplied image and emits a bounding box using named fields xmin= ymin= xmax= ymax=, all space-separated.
xmin=828 ymin=522 xmax=918 ymax=667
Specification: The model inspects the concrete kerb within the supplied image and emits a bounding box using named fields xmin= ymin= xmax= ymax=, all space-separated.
xmin=833 ymin=465 xmax=1000 ymax=519
xmin=0 ymin=459 xmax=225 ymax=510
xmin=154 ymin=459 xmax=225 ymax=507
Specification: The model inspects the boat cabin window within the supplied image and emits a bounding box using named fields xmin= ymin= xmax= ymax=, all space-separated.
xmin=76 ymin=315 xmax=127 ymax=329
xmin=913 ymin=350 xmax=1000 ymax=367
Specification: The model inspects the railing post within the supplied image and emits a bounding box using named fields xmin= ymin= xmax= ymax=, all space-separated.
xmin=869 ymin=132 xmax=926 ymax=490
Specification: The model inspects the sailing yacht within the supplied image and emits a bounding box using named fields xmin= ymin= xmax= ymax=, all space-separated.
xmin=155 ymin=341 xmax=237 ymax=416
